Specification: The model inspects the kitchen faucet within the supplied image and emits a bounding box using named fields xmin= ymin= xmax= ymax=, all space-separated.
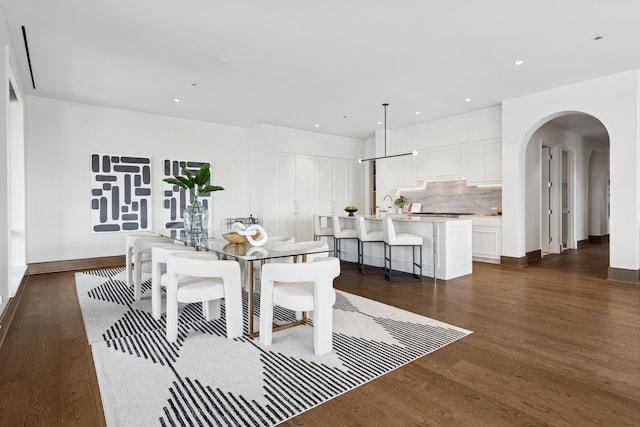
xmin=378 ymin=194 xmax=393 ymax=214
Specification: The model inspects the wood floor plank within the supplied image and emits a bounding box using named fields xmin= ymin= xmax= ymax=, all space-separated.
xmin=2 ymin=242 xmax=640 ymax=426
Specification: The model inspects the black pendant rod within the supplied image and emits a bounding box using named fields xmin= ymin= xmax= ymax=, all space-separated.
xmin=21 ymin=26 xmax=36 ymax=89
xmin=383 ymin=103 xmax=388 ymax=157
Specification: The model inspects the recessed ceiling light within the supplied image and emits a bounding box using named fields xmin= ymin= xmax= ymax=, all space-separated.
xmin=415 ymin=111 xmax=421 ymax=115
xmin=218 ymin=56 xmax=229 ymax=63
xmin=314 ymin=124 xmax=320 ymax=127
xmin=515 ymin=60 xmax=524 ymax=65
xmin=465 ymin=98 xmax=471 ymax=102
xmin=377 ymin=121 xmax=383 ymax=125
xmin=173 ymin=98 xmax=181 ymax=103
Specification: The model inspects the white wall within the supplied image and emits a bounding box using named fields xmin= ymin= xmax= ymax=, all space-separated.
xmin=25 ymin=96 xmax=251 ymax=263
xmin=503 ymin=70 xmax=639 ymax=271
xmin=25 ymin=103 xmax=364 ymax=264
xmin=524 ymin=122 xmax=609 ymax=253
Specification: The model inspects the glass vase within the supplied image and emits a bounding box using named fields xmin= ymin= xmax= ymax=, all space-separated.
xmin=184 ymin=197 xmax=208 ymax=237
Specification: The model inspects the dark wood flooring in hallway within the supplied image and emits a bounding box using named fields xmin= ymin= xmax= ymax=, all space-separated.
xmin=1 ymin=242 xmax=639 ymax=426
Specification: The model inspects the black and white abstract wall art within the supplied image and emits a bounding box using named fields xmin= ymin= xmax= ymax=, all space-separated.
xmin=90 ymin=153 xmax=151 ymax=232
xmin=162 ymin=159 xmax=210 ymax=229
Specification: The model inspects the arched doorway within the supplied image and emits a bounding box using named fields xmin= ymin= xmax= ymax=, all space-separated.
xmin=523 ymin=112 xmax=609 ymax=267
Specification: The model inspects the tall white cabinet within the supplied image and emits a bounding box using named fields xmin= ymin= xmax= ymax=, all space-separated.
xmin=274 ymin=153 xmax=315 ymax=241
xmin=316 ymin=158 xmax=362 ymax=215
xmin=275 ymin=153 xmax=362 ymax=241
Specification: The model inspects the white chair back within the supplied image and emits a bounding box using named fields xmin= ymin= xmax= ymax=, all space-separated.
xmin=165 ymin=252 xmax=243 ymax=341
xmin=331 ymin=215 xmax=343 ymax=235
xmin=260 ymin=257 xmax=340 ymax=356
xmin=150 ymin=243 xmax=197 ymax=320
xmin=382 ymin=218 xmax=397 ymax=244
xmin=356 ymin=216 xmax=367 ymax=240
xmin=132 ymin=236 xmax=175 ymax=300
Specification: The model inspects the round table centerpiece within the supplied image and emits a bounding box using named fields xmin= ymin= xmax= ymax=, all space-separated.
xmin=344 ymin=206 xmax=358 ymax=217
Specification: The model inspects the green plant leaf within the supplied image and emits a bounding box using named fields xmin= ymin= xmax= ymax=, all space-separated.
xmin=163 ymin=177 xmax=189 ymax=189
xmin=195 ymin=164 xmax=211 ymax=186
xmin=180 ymin=163 xmax=194 ymax=182
xmin=199 ymin=185 xmax=224 ymax=193
xmin=176 ymin=176 xmax=194 ymax=189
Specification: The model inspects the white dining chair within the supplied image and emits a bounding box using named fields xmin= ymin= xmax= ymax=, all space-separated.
xmin=132 ymin=236 xmax=175 ymax=301
xmin=125 ymin=232 xmax=160 ymax=288
xmin=165 ymin=252 xmax=243 ymax=342
xmin=259 ymin=257 xmax=340 ymax=356
xmin=150 ymin=243 xmax=196 ymax=319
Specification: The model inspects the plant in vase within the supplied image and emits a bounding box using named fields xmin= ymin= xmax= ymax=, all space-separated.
xmin=344 ymin=205 xmax=358 ymax=217
xmin=394 ymin=195 xmax=407 ymax=213
xmin=163 ymin=163 xmax=224 ymax=236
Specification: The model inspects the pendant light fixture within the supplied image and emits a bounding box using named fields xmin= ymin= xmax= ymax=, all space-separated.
xmin=358 ymin=103 xmax=418 ymax=163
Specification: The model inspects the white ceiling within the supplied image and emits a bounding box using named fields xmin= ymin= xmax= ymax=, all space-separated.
xmin=1 ymin=0 xmax=638 ymax=140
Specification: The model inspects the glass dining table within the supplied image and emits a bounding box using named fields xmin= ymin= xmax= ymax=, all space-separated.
xmin=151 ymin=228 xmax=332 ymax=337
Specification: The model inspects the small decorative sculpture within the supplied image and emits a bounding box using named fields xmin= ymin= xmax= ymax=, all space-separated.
xmin=231 ymin=222 xmax=269 ymax=246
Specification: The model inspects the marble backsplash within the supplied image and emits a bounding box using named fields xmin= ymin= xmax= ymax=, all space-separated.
xmin=399 ymin=179 xmax=502 ymax=215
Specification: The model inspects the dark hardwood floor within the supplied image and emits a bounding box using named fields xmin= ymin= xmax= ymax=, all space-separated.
xmin=2 ymin=243 xmax=639 ymax=426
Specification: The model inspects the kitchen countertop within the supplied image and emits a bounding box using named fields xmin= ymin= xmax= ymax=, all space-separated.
xmin=345 ymin=215 xmax=472 ymax=222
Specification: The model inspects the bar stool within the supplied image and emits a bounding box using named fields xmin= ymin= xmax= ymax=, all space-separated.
xmin=165 ymin=252 xmax=243 ymax=342
xmin=313 ymin=215 xmax=334 ymax=249
xmin=356 ymin=216 xmax=384 ymax=274
xmin=382 ymin=218 xmax=423 ymax=282
xmin=332 ymin=215 xmax=359 ymax=262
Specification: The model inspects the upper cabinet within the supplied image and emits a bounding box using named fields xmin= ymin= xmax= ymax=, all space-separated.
xmin=387 ymin=154 xmax=417 ymax=189
xmin=416 ymin=144 xmax=466 ymax=180
xmin=466 ymin=139 xmax=501 ymax=186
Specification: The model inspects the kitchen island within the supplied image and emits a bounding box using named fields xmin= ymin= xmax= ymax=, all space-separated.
xmin=328 ymin=215 xmax=472 ymax=280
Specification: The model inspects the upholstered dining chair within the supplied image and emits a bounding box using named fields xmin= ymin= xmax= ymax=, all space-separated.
xmin=252 ymin=235 xmax=295 ymax=282
xmin=125 ymin=232 xmax=164 ymax=288
xmin=259 ymin=257 xmax=340 ymax=356
xmin=165 ymin=252 xmax=243 ymax=342
xmin=150 ymin=243 xmax=196 ymax=320
xmin=132 ymin=236 xmax=175 ymax=301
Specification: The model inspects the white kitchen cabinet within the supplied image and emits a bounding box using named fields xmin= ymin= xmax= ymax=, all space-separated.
xmin=388 ymin=154 xmax=417 ymax=188
xmin=466 ymin=139 xmax=501 ymax=185
xmin=316 ymin=157 xmax=362 ymax=214
xmin=275 ymin=153 xmax=315 ymax=241
xmin=471 ymin=216 xmax=502 ymax=263
xmin=417 ymin=144 xmax=466 ymax=180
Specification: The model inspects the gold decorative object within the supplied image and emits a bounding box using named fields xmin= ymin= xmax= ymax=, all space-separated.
xmin=222 ymin=231 xmax=260 ymax=244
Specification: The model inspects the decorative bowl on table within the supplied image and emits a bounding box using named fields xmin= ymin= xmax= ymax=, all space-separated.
xmin=344 ymin=206 xmax=358 ymax=217
xmin=222 ymin=231 xmax=260 ymax=244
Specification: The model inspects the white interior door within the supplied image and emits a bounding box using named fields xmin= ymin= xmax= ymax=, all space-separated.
xmin=549 ymin=145 xmax=562 ymax=254
xmin=541 ymin=146 xmax=550 ymax=254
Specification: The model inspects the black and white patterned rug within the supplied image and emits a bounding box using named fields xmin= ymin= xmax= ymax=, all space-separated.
xmin=75 ymin=267 xmax=471 ymax=426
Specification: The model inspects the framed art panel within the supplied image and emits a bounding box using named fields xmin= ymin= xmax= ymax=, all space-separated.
xmin=90 ymin=153 xmax=151 ymax=232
